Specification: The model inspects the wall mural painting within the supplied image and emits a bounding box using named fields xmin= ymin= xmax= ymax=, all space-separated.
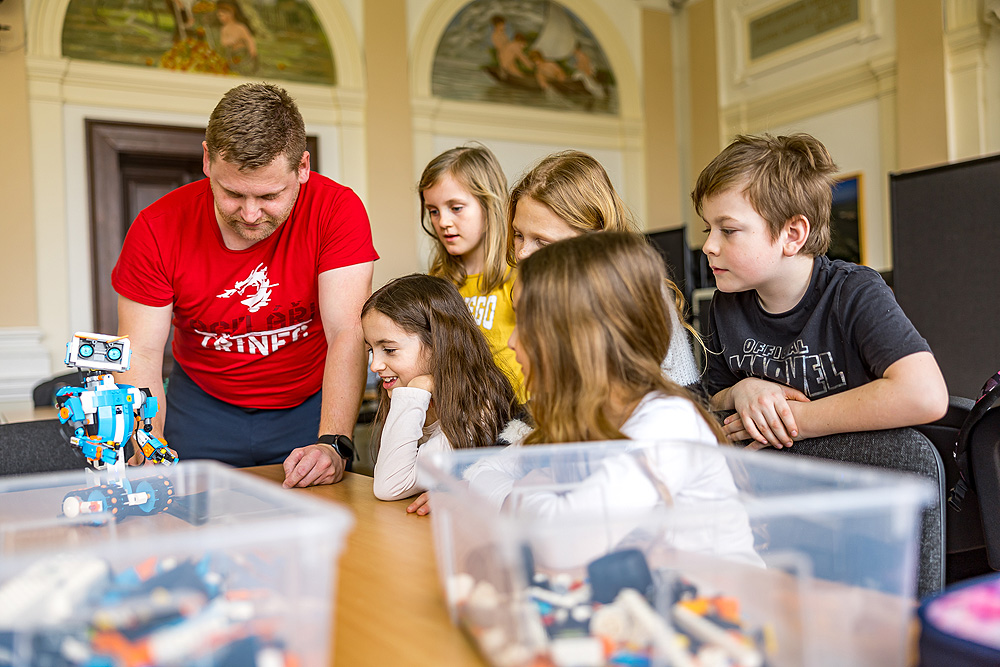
xmin=61 ymin=0 xmax=336 ymax=85
xmin=432 ymin=0 xmax=618 ymax=114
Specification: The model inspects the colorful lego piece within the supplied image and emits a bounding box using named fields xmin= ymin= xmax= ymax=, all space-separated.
xmin=451 ymin=549 xmax=772 ymax=667
xmin=54 ymin=332 xmax=177 ymax=522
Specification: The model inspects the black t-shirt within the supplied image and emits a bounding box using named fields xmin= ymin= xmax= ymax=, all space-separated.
xmin=704 ymin=256 xmax=931 ymax=399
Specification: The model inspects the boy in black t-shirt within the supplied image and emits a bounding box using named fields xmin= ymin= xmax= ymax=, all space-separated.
xmin=693 ymin=133 xmax=947 ymax=449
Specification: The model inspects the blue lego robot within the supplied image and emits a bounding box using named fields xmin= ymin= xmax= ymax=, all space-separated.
xmin=55 ymin=333 xmax=177 ymax=521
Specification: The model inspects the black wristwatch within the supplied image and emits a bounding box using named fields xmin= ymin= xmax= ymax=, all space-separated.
xmin=317 ymin=434 xmax=354 ymax=472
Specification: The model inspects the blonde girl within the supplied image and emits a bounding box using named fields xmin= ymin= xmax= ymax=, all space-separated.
xmin=419 ymin=144 xmax=525 ymax=397
xmin=363 ymin=274 xmax=524 ymax=512
xmin=466 ymin=233 xmax=759 ymax=568
xmin=506 ymin=150 xmax=701 ymax=389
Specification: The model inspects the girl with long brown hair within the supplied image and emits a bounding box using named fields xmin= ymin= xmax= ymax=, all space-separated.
xmin=363 ymin=274 xmax=526 ymax=512
xmin=466 ymin=233 xmax=760 ymax=567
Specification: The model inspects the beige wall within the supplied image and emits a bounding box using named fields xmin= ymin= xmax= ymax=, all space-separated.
xmin=687 ymin=0 xmax=720 ymax=216
xmin=363 ymin=0 xmax=418 ymax=290
xmin=642 ymin=7 xmax=681 ymax=231
xmin=0 ymin=0 xmax=37 ymax=327
xmin=896 ymin=0 xmax=949 ymax=169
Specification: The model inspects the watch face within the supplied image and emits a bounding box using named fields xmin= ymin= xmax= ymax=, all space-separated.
xmin=334 ymin=436 xmax=354 ymax=459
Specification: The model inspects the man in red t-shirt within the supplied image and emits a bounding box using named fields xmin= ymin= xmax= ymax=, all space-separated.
xmin=112 ymin=83 xmax=378 ymax=487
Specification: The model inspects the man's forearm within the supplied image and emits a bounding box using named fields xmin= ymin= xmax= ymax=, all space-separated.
xmin=114 ymin=352 xmax=167 ymax=438
xmin=318 ymin=331 xmax=367 ymax=437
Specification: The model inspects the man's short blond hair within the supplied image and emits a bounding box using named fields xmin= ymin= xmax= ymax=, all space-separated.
xmin=205 ymin=83 xmax=307 ymax=172
xmin=692 ymin=133 xmax=838 ymax=256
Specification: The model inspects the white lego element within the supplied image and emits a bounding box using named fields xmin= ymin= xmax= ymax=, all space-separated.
xmin=446 ymin=572 xmax=476 ymax=607
xmin=616 ymin=588 xmax=696 ymax=667
xmin=65 ymin=333 xmax=132 ymax=373
xmin=0 ymin=556 xmax=109 ymax=628
xmin=550 ymin=636 xmax=604 ymax=667
xmin=673 ymin=603 xmax=764 ymax=667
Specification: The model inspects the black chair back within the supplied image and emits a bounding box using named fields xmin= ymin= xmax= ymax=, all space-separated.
xmin=0 ymin=419 xmax=87 ymax=477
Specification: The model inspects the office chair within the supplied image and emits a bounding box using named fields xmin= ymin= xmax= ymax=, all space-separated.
xmin=780 ymin=428 xmax=946 ymax=599
xmin=0 ymin=419 xmax=86 ymax=477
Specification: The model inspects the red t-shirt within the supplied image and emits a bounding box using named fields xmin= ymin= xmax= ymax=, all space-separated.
xmin=112 ymin=174 xmax=378 ymax=409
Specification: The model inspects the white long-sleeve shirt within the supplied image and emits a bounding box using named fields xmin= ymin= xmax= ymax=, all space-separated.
xmin=372 ymin=387 xmax=450 ymax=501
xmin=464 ymin=392 xmax=762 ymax=569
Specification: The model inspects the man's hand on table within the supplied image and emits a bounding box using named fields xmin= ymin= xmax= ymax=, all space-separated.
xmin=282 ymin=443 xmax=347 ymax=487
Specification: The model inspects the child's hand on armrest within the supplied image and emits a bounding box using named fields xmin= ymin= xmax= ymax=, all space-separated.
xmin=719 ymin=378 xmax=810 ymax=448
xmin=722 ymin=413 xmax=803 ymax=450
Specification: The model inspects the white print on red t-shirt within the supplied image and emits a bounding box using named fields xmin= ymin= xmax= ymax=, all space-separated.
xmin=464 ymin=295 xmax=497 ymax=330
xmin=194 ymin=320 xmax=311 ymax=356
xmin=216 ymin=262 xmax=280 ymax=313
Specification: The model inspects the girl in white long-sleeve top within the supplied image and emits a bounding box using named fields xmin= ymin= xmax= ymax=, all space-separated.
xmin=465 ymin=232 xmax=762 ymax=568
xmin=362 ymin=274 xmax=524 ymax=512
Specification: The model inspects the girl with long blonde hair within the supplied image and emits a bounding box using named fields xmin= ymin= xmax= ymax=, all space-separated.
xmin=507 ymin=150 xmax=702 ymax=389
xmin=419 ymin=144 xmax=525 ymax=397
xmin=465 ymin=233 xmax=760 ymax=568
xmin=511 ymin=232 xmax=722 ymax=444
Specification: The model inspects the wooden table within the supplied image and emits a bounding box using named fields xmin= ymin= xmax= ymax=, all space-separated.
xmin=243 ymin=466 xmax=920 ymax=667
xmin=243 ymin=466 xmax=485 ymax=667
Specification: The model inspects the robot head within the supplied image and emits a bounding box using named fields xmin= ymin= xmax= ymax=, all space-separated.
xmin=64 ymin=333 xmax=132 ymax=372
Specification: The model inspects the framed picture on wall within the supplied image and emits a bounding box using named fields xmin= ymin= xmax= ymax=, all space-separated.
xmin=829 ymin=172 xmax=864 ymax=265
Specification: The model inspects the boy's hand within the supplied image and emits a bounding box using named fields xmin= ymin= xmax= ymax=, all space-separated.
xmin=724 ymin=415 xmax=796 ymax=449
xmin=407 ymin=375 xmax=434 ymax=393
xmin=729 ymin=378 xmax=809 ymax=448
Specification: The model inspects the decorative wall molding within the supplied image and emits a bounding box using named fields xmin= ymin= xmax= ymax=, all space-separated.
xmin=726 ymin=0 xmax=883 ymax=87
xmin=0 ymin=328 xmax=52 ymax=403
xmin=410 ymin=97 xmax=640 ymax=149
xmin=945 ymin=5 xmax=992 ymax=160
xmin=25 ymin=57 xmax=358 ymax=126
xmin=722 ymin=58 xmax=896 ymax=136
xmin=946 ymin=0 xmax=985 ymax=30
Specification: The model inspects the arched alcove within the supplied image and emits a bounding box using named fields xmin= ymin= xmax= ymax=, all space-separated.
xmin=27 ymin=0 xmax=364 ymax=88
xmin=408 ymin=0 xmax=646 ymax=236
xmin=411 ymin=0 xmax=640 ymax=118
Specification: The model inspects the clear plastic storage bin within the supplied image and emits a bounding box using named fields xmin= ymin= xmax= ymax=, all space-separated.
xmin=0 ymin=460 xmax=352 ymax=667
xmin=418 ymin=440 xmax=934 ymax=667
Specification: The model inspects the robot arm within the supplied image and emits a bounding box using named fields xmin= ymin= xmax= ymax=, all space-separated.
xmin=128 ymin=385 xmax=177 ymax=466
xmin=135 ymin=428 xmax=177 ymax=466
